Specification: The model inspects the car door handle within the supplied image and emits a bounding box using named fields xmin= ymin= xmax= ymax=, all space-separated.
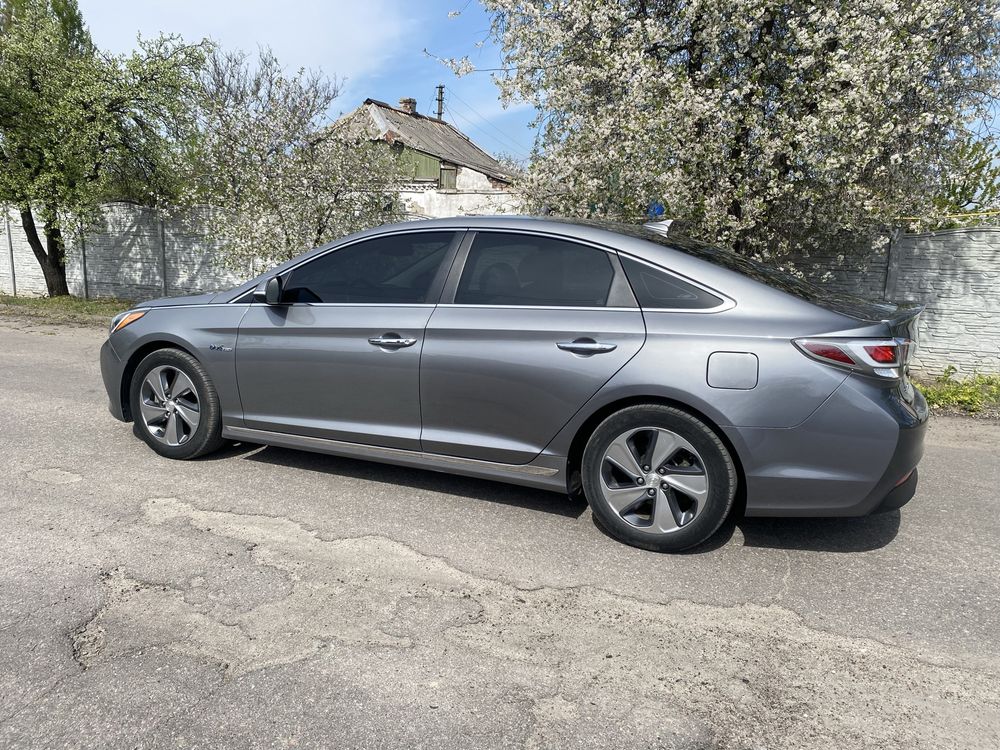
xmin=556 ymin=339 xmax=618 ymax=355
xmin=368 ymin=335 xmax=418 ymax=349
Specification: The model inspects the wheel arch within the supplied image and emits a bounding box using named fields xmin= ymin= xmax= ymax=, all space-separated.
xmin=118 ymin=340 xmax=200 ymax=421
xmin=565 ymin=395 xmax=746 ymax=508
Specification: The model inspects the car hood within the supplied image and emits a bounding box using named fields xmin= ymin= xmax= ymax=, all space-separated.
xmin=139 ymin=292 xmax=220 ymax=308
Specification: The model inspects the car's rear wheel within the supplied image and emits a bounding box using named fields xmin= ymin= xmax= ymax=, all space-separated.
xmin=581 ymin=404 xmax=737 ymax=552
xmin=129 ymin=348 xmax=224 ymax=460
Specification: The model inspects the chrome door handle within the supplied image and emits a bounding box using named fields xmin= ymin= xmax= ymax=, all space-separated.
xmin=556 ymin=339 xmax=618 ymax=355
xmin=368 ymin=336 xmax=417 ymax=348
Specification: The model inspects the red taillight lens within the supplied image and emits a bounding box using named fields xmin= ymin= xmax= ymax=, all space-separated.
xmin=800 ymin=342 xmax=856 ymax=365
xmin=794 ymin=337 xmax=914 ymax=378
xmin=864 ymin=344 xmax=897 ymax=364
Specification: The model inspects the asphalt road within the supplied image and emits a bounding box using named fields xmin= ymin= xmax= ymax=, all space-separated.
xmin=1 ymin=318 xmax=998 ymax=750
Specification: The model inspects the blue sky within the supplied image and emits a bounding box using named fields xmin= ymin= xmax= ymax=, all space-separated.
xmin=77 ymin=0 xmax=537 ymax=161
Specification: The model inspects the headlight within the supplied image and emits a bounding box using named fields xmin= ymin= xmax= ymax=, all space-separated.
xmin=109 ymin=309 xmax=148 ymax=334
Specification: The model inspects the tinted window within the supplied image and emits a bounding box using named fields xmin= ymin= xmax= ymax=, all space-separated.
xmin=455 ymin=232 xmax=614 ymax=306
xmin=283 ymin=232 xmax=455 ymax=304
xmin=620 ymin=256 xmax=723 ymax=309
xmin=549 ymin=218 xmax=900 ymax=320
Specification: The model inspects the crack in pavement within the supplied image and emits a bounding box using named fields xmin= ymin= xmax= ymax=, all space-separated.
xmin=67 ymin=496 xmax=992 ymax=750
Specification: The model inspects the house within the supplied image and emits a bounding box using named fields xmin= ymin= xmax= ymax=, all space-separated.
xmin=336 ymin=97 xmax=521 ymax=219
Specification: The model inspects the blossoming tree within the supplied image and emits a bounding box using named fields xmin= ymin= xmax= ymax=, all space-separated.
xmin=189 ymin=49 xmax=404 ymax=271
xmin=478 ymin=0 xmax=1000 ymax=255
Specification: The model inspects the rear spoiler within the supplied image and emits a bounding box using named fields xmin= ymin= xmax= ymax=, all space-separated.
xmin=884 ymin=303 xmax=924 ymax=340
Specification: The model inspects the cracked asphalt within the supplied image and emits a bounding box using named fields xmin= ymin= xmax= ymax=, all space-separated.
xmin=1 ymin=318 xmax=999 ymax=749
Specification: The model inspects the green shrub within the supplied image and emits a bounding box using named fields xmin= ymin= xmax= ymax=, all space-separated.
xmin=919 ymin=366 xmax=1000 ymax=413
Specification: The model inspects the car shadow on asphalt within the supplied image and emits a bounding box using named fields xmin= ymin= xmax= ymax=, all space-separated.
xmin=227 ymin=444 xmax=902 ymax=551
xmin=687 ymin=508 xmax=903 ymax=554
xmin=239 ymin=445 xmax=589 ymax=519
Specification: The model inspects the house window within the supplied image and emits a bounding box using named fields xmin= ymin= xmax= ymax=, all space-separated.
xmin=440 ymin=163 xmax=457 ymax=190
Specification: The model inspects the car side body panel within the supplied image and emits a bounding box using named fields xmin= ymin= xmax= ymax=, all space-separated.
xmin=105 ymin=303 xmax=248 ymax=427
xmin=235 ymin=303 xmax=434 ymax=450
xmin=419 ymin=306 xmax=646 ymax=463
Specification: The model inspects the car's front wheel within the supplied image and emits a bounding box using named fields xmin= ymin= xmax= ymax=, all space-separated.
xmin=581 ymin=404 xmax=737 ymax=552
xmin=129 ymin=348 xmax=224 ymax=460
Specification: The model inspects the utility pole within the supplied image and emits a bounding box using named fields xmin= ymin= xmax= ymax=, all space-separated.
xmin=435 ymin=84 xmax=444 ymax=120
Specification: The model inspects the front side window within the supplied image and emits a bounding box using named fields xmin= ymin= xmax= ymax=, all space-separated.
xmin=283 ymin=232 xmax=455 ymax=304
xmin=455 ymin=232 xmax=615 ymax=306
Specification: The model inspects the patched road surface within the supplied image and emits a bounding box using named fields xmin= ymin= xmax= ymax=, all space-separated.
xmin=2 ymin=319 xmax=998 ymax=749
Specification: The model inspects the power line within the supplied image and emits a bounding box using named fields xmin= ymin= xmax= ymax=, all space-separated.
xmin=444 ymin=86 xmax=530 ymax=156
xmin=444 ymin=104 xmax=528 ymax=159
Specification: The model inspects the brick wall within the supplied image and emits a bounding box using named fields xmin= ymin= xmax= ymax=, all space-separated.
xmin=2 ymin=204 xmax=998 ymax=375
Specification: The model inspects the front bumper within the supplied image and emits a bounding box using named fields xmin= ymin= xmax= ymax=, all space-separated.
xmin=100 ymin=338 xmax=127 ymax=421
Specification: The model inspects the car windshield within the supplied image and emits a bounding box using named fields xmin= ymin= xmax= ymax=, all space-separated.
xmin=553 ymin=218 xmax=901 ymax=320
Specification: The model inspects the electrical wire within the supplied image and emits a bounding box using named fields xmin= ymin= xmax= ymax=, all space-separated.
xmin=444 ymin=87 xmax=530 ymax=156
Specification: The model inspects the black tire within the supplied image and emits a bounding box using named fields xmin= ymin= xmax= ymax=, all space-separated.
xmin=581 ymin=404 xmax=737 ymax=552
xmin=129 ymin=348 xmax=225 ymax=460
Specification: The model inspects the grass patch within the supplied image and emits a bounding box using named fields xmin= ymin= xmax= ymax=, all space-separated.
xmin=918 ymin=366 xmax=1000 ymax=414
xmin=0 ymin=294 xmax=132 ymax=326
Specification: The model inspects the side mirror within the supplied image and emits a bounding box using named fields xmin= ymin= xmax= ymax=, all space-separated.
xmin=265 ymin=276 xmax=284 ymax=305
xmin=253 ymin=276 xmax=285 ymax=305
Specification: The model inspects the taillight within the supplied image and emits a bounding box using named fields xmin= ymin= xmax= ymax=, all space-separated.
xmin=799 ymin=342 xmax=856 ymax=366
xmin=863 ymin=345 xmax=897 ymax=364
xmin=793 ymin=338 xmax=914 ymax=379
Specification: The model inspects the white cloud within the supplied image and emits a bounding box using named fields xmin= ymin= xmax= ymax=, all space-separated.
xmin=78 ymin=0 xmax=410 ymax=82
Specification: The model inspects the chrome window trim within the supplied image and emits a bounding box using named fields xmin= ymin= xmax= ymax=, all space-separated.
xmin=435 ymin=304 xmax=641 ymax=312
xmin=227 ymin=228 xmax=465 ymax=304
xmin=638 ymin=300 xmax=736 ymax=314
xmin=243 ymin=302 xmax=439 ymax=308
xmin=617 ymin=252 xmax=736 ymax=314
xmin=442 ymin=228 xmax=638 ymax=309
xmin=226 ymin=225 xmax=736 ymax=314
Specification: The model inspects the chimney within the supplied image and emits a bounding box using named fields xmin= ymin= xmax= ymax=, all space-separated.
xmin=398 ymin=97 xmax=417 ymax=115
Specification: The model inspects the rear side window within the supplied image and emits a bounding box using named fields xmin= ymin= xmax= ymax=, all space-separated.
xmin=620 ymin=256 xmax=723 ymax=310
xmin=283 ymin=232 xmax=455 ymax=304
xmin=455 ymin=232 xmax=614 ymax=306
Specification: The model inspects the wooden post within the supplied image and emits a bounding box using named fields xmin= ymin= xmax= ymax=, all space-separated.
xmin=4 ymin=209 xmax=16 ymax=297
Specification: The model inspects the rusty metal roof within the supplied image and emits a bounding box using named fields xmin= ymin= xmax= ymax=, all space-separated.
xmin=338 ymin=99 xmax=513 ymax=183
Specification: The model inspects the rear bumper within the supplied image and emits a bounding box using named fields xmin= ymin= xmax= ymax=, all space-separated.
xmin=100 ymin=338 xmax=127 ymax=422
xmin=733 ymin=376 xmax=928 ymax=517
xmin=871 ymin=467 xmax=918 ymax=514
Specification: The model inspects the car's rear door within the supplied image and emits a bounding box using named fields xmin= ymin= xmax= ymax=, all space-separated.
xmin=419 ymin=230 xmax=646 ymax=464
xmin=236 ymin=230 xmax=462 ymax=449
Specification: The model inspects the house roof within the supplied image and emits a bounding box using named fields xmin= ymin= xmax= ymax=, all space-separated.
xmin=336 ymin=98 xmax=513 ymax=183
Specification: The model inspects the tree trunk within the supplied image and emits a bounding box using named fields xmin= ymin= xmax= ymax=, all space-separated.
xmin=19 ymin=207 xmax=70 ymax=296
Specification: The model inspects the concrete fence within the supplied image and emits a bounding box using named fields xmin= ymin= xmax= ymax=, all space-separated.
xmin=792 ymin=228 xmax=1000 ymax=375
xmin=2 ymin=203 xmax=998 ymax=376
xmin=1 ymin=204 xmax=242 ymax=301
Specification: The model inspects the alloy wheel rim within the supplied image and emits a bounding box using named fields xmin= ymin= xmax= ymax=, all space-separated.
xmin=598 ymin=426 xmax=709 ymax=534
xmin=139 ymin=366 xmax=200 ymax=446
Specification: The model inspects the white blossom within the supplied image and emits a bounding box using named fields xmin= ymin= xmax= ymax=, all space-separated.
xmin=483 ymin=0 xmax=1000 ymax=255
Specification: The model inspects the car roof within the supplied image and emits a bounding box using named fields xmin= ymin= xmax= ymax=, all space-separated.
xmin=216 ymin=215 xmax=761 ymax=304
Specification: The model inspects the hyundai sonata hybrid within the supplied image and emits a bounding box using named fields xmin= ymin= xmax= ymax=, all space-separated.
xmin=100 ymin=216 xmax=927 ymax=551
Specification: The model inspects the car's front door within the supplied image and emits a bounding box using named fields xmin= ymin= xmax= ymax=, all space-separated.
xmin=419 ymin=231 xmax=646 ymax=464
xmin=236 ymin=230 xmax=462 ymax=449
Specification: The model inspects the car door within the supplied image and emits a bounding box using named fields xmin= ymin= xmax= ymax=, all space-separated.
xmin=236 ymin=230 xmax=462 ymax=450
xmin=419 ymin=230 xmax=646 ymax=464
